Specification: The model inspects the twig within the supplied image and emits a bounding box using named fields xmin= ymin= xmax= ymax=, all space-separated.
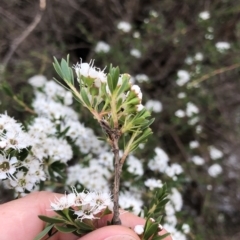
xmin=100 ymin=120 xmax=122 ymax=225
xmin=188 ymin=63 xmax=240 ymax=88
xmin=1 ymin=0 xmax=47 ymax=70
xmin=13 ymin=96 xmax=37 ymax=115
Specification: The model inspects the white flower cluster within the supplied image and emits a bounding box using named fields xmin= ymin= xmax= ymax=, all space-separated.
xmin=148 ymin=147 xmax=183 ymax=180
xmin=175 ymin=102 xmax=200 ymax=126
xmin=0 ymin=113 xmax=46 ymax=193
xmin=74 ymin=61 xmax=145 ymax=112
xmin=164 ymin=188 xmax=189 ymax=240
xmin=0 ymin=113 xmax=31 ymax=151
xmin=51 ymin=189 xmax=113 ymax=221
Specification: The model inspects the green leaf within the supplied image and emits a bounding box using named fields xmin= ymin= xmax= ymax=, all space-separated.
xmin=74 ymin=220 xmax=94 ymax=231
xmin=38 ymin=215 xmax=66 ymax=224
xmin=110 ymin=66 xmax=119 ymax=91
xmin=116 ymin=76 xmax=130 ymax=97
xmin=53 ymin=57 xmax=64 ymax=79
xmin=1 ymin=82 xmax=14 ymax=97
xmin=34 ymin=224 xmax=54 ymax=240
xmin=60 ymin=59 xmax=71 ymax=83
xmin=80 ymin=88 xmax=91 ymax=107
xmin=54 ymin=225 xmax=76 ymax=233
xmin=107 ymin=74 xmax=114 ymax=94
xmin=143 ymin=221 xmax=158 ymax=239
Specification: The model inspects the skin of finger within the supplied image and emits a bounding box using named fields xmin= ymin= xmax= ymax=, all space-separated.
xmin=97 ymin=211 xmax=172 ymax=240
xmin=0 ymin=191 xmax=172 ymax=240
xmin=0 ymin=191 xmax=78 ymax=240
xmin=79 ymin=225 xmax=140 ymax=240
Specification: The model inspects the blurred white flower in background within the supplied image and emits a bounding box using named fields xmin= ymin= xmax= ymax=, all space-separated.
xmin=185 ymin=56 xmax=193 ymax=65
xmin=209 ymin=146 xmax=223 ymax=160
xmin=130 ymin=48 xmax=141 ymax=58
xmin=117 ymin=21 xmax=132 ymax=32
xmin=215 ymin=42 xmax=230 ymax=53
xmin=194 ymin=52 xmax=204 ymax=61
xmin=145 ymin=99 xmax=162 ymax=113
xmin=186 ymin=102 xmax=199 ymax=117
xmin=177 ymin=92 xmax=186 ymax=99
xmin=94 ymin=41 xmax=110 ymax=53
xmin=28 ymin=75 xmax=47 ymax=88
xmin=135 ymin=74 xmax=149 ymax=83
xmin=208 ymin=163 xmax=222 ymax=177
xmin=189 ymin=140 xmax=199 ymax=149
xmin=191 ymin=155 xmax=204 ymax=165
xmin=182 ymin=223 xmax=190 ymax=234
xmin=133 ymin=31 xmax=140 ymax=38
xmin=176 ymin=70 xmax=190 ymax=86
xmin=144 ymin=178 xmax=163 ymax=190
xmin=175 ymin=109 xmax=185 ymax=118
xmin=199 ymin=11 xmax=210 ymax=20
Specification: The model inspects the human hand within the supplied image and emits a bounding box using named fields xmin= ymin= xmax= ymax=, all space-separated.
xmin=0 ymin=191 xmax=172 ymax=240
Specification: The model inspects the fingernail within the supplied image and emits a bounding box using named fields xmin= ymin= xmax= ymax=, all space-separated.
xmin=104 ymin=234 xmax=138 ymax=240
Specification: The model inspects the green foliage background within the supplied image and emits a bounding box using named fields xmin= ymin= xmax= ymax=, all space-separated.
xmin=1 ymin=0 xmax=240 ymax=239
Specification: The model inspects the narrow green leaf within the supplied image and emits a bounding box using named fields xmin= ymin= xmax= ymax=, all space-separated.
xmin=1 ymin=82 xmax=14 ymax=97
xmin=34 ymin=224 xmax=54 ymax=240
xmin=53 ymin=57 xmax=64 ymax=79
xmin=111 ymin=66 xmax=119 ymax=91
xmin=54 ymin=225 xmax=76 ymax=233
xmin=60 ymin=59 xmax=71 ymax=82
xmin=74 ymin=220 xmax=94 ymax=231
xmin=80 ymin=88 xmax=91 ymax=107
xmin=38 ymin=215 xmax=66 ymax=224
xmin=107 ymin=74 xmax=114 ymax=94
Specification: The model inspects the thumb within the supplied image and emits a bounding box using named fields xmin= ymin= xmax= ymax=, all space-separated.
xmin=78 ymin=225 xmax=140 ymax=240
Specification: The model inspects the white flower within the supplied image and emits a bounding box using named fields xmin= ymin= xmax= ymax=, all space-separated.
xmin=145 ymin=100 xmax=162 ymax=113
xmin=199 ymin=11 xmax=210 ymax=20
xmin=148 ymin=147 xmax=169 ymax=172
xmin=175 ymin=110 xmax=185 ymax=118
xmin=28 ymin=75 xmax=47 ymax=88
xmin=9 ymin=170 xmax=35 ymax=192
xmin=133 ymin=31 xmax=140 ymax=38
xmin=208 ymin=163 xmax=222 ymax=177
xmin=131 ymin=85 xmax=142 ymax=99
xmin=130 ymin=49 xmax=141 ymax=58
xmin=209 ymin=146 xmax=223 ymax=160
xmin=117 ymin=21 xmax=132 ymax=32
xmin=135 ymin=74 xmax=149 ymax=83
xmin=186 ymin=102 xmax=199 ymax=117
xmin=51 ymin=193 xmax=76 ymax=210
xmin=185 ymin=56 xmax=193 ymax=65
xmin=182 ymin=223 xmax=190 ymax=234
xmin=196 ymin=125 xmax=203 ymax=134
xmin=215 ymin=42 xmax=230 ymax=53
xmin=0 ymin=154 xmax=18 ymax=179
xmin=188 ymin=116 xmax=199 ymax=125
xmin=119 ymin=191 xmax=143 ymax=215
xmin=191 ymin=155 xmax=204 ymax=165
xmin=134 ymin=225 xmax=144 ymax=235
xmin=136 ymin=104 xmax=144 ymax=112
xmin=144 ymin=178 xmax=163 ymax=190
xmin=165 ymin=163 xmax=183 ymax=178
xmin=194 ymin=52 xmax=204 ymax=61
xmin=189 ymin=141 xmax=199 ymax=149
xmin=95 ymin=41 xmax=111 ymax=53
xmin=127 ymin=155 xmax=143 ymax=176
xmin=169 ymin=188 xmax=183 ymax=212
xmin=176 ymin=70 xmax=190 ymax=86
xmin=74 ymin=60 xmax=107 ymax=84
xmin=177 ymin=92 xmax=186 ymax=99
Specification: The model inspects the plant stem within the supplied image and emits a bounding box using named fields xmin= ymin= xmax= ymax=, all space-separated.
xmin=112 ymin=137 xmax=122 ymax=225
xmin=99 ymin=120 xmax=122 ymax=225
